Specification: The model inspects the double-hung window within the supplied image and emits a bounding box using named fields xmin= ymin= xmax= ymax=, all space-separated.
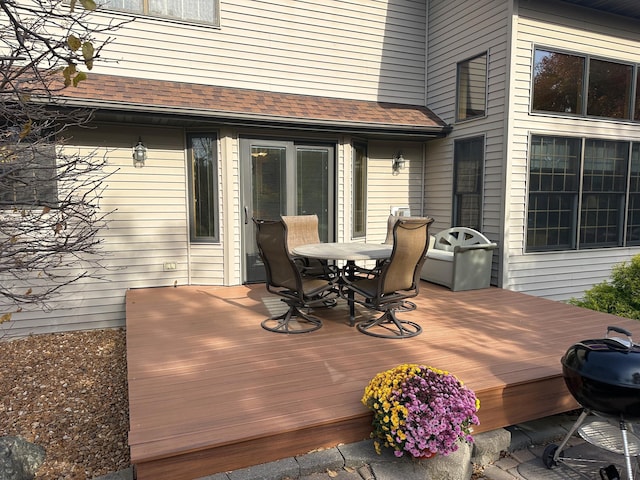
xmin=527 ymin=135 xmax=639 ymax=251
xmin=101 ymin=0 xmax=219 ymax=26
xmin=188 ymin=133 xmax=219 ymax=242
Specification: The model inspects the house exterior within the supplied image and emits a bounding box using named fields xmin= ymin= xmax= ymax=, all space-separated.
xmin=4 ymin=0 xmax=640 ymax=338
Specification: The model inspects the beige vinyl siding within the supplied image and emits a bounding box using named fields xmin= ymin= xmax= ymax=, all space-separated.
xmin=3 ymin=126 xmax=199 ymax=337
xmin=90 ymin=0 xmax=427 ymax=104
xmin=365 ymin=141 xmax=427 ymax=244
xmin=424 ymin=0 xmax=510 ymax=284
xmin=505 ymin=0 xmax=640 ymax=300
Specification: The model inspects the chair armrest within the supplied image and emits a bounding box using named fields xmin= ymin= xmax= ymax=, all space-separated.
xmin=454 ymin=243 xmax=497 ymax=253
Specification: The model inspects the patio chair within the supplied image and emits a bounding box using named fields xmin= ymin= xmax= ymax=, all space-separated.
xmin=341 ymin=217 xmax=434 ymax=339
xmin=420 ymin=227 xmax=497 ymax=291
xmin=254 ymin=218 xmax=338 ymax=333
xmin=282 ymin=214 xmax=337 ymax=280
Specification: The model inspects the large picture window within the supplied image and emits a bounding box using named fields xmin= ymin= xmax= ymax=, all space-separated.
xmin=527 ymin=135 xmax=639 ymax=252
xmin=456 ymin=53 xmax=487 ymax=122
xmin=532 ymin=48 xmax=636 ymax=121
xmin=188 ymin=133 xmax=219 ymax=242
xmin=101 ymin=0 xmax=219 ymax=25
xmin=453 ymin=136 xmax=484 ymax=230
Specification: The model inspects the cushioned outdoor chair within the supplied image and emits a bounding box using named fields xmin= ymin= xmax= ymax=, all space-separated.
xmin=420 ymin=227 xmax=497 ymax=291
xmin=254 ymin=218 xmax=337 ymax=334
xmin=341 ymin=217 xmax=434 ymax=339
xmin=282 ymin=214 xmax=337 ymax=280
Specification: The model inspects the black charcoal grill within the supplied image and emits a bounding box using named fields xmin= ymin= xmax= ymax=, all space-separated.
xmin=544 ymin=326 xmax=640 ymax=480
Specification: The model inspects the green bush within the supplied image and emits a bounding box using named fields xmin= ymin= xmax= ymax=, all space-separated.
xmin=568 ymin=254 xmax=640 ymax=319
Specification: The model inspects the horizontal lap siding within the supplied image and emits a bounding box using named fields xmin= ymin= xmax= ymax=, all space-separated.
xmin=90 ymin=0 xmax=427 ymax=104
xmin=3 ymin=126 xmax=199 ymax=337
xmin=365 ymin=141 xmax=427 ymax=243
xmin=506 ymin=0 xmax=640 ymax=301
xmin=424 ymin=0 xmax=509 ymax=280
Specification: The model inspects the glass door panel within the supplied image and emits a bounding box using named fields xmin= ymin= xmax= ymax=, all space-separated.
xmin=242 ymin=139 xmax=334 ymax=283
xmin=297 ymin=147 xmax=330 ymax=242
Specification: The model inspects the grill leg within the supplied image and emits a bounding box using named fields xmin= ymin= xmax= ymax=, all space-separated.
xmin=620 ymin=421 xmax=634 ymax=480
xmin=554 ymin=409 xmax=591 ymax=462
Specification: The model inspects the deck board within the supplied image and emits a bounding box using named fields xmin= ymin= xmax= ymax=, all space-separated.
xmin=125 ymin=282 xmax=638 ymax=479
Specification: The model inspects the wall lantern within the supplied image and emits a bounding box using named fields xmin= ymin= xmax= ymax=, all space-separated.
xmin=133 ymin=137 xmax=147 ymax=168
xmin=392 ymin=152 xmax=406 ymax=173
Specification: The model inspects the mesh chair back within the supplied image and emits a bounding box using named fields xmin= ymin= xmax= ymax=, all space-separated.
xmin=380 ymin=218 xmax=434 ymax=294
xmin=383 ymin=214 xmax=433 ymax=245
xmin=281 ymin=215 xmax=321 ymax=252
xmin=254 ymin=219 xmax=301 ymax=292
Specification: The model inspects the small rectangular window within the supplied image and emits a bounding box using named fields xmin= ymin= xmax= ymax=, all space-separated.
xmin=188 ymin=133 xmax=219 ymax=242
xmin=453 ymin=136 xmax=484 ymax=230
xmin=456 ymin=53 xmax=487 ymax=121
xmin=352 ymin=143 xmax=367 ymax=238
xmin=0 ymin=143 xmax=57 ymax=209
xmin=101 ymin=0 xmax=219 ymax=25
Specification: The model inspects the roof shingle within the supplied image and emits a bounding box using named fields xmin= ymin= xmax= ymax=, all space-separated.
xmin=55 ymin=74 xmax=450 ymax=136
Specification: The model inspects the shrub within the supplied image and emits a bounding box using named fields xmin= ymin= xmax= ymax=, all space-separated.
xmin=568 ymin=254 xmax=640 ymax=319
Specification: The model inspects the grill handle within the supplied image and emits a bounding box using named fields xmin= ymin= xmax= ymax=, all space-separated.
xmin=606 ymin=325 xmax=633 ymax=350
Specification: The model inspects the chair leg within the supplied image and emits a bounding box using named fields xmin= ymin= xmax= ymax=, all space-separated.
xmin=261 ymin=301 xmax=323 ymax=334
xmin=356 ymin=308 xmax=422 ymax=339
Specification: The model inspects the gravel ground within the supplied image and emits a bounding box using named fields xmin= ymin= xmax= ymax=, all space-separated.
xmin=1 ymin=328 xmax=130 ymax=480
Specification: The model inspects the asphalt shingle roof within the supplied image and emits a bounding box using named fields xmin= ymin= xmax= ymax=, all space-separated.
xmin=55 ymin=74 xmax=450 ymax=136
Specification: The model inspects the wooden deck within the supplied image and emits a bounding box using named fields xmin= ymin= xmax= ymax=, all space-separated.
xmin=125 ymin=282 xmax=638 ymax=480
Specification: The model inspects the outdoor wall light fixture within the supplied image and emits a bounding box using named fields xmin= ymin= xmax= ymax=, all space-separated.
xmin=133 ymin=137 xmax=147 ymax=168
xmin=392 ymin=152 xmax=406 ymax=172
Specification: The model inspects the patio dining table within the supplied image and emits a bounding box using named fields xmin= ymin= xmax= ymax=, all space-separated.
xmin=292 ymin=242 xmax=393 ymax=325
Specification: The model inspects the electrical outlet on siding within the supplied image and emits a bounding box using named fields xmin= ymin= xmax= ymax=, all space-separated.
xmin=163 ymin=262 xmax=177 ymax=271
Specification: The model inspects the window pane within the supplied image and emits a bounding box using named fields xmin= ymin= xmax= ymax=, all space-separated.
xmin=453 ymin=136 xmax=484 ymax=229
xmin=100 ymin=0 xmax=143 ymax=12
xmin=532 ymin=50 xmax=584 ymax=114
xmin=635 ymin=71 xmax=640 ymax=121
xmin=628 ymin=144 xmax=640 ymax=245
xmin=0 ymin=143 xmax=57 ymax=208
xmin=527 ymin=135 xmax=580 ymax=251
xmin=149 ymin=0 xmax=216 ymax=23
xmin=456 ymin=53 xmax=487 ymax=121
xmin=190 ymin=134 xmax=218 ymax=240
xmin=527 ymin=193 xmax=576 ymax=250
xmin=587 ymin=59 xmax=632 ymax=119
xmin=579 ymin=140 xmax=628 ymax=248
xmin=102 ymin=0 xmax=217 ymax=24
xmin=296 ymin=147 xmax=329 ymax=242
xmin=352 ymin=144 xmax=367 ymax=238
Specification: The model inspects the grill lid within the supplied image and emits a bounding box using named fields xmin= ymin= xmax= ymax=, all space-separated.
xmin=562 ymin=326 xmax=640 ymax=390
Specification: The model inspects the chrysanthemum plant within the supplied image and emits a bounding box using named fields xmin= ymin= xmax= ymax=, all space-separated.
xmin=362 ymin=364 xmax=480 ymax=458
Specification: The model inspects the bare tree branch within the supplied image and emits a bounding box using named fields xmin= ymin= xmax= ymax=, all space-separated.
xmin=0 ymin=0 xmax=125 ymax=318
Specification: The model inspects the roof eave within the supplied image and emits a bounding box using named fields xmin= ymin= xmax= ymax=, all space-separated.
xmin=51 ymin=96 xmax=452 ymax=139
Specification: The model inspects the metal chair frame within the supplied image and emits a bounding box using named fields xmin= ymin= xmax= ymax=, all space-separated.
xmin=254 ymin=218 xmax=337 ymax=334
xmin=340 ymin=217 xmax=434 ymax=339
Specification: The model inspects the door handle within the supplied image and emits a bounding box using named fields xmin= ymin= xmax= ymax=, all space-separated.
xmin=244 ymin=206 xmax=249 ymax=224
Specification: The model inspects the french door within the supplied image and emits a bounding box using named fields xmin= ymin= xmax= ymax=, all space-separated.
xmin=241 ymin=138 xmax=335 ymax=283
